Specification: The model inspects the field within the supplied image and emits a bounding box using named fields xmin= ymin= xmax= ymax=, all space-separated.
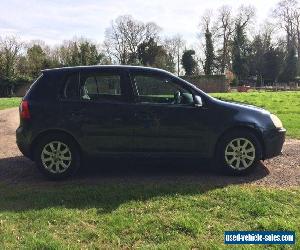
xmin=0 ymin=97 xmax=21 ymax=110
xmin=0 ymin=92 xmax=299 ymax=249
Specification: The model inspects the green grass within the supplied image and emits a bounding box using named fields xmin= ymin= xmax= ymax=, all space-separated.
xmin=0 ymin=184 xmax=299 ymax=249
xmin=212 ymin=91 xmax=300 ymax=139
xmin=0 ymin=97 xmax=21 ymax=110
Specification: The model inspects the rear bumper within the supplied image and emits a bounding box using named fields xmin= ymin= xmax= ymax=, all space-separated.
xmin=263 ymin=128 xmax=286 ymax=159
xmin=16 ymin=126 xmax=32 ymax=158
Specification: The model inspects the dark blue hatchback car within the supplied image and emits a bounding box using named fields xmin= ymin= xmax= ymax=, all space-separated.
xmin=16 ymin=66 xmax=286 ymax=179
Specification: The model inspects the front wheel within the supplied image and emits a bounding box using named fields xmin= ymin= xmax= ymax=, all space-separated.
xmin=34 ymin=134 xmax=80 ymax=180
xmin=215 ymin=130 xmax=262 ymax=175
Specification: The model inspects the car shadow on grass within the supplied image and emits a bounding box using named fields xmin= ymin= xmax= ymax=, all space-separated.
xmin=0 ymin=155 xmax=269 ymax=212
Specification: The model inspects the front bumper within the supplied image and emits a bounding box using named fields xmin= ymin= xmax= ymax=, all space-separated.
xmin=263 ymin=128 xmax=286 ymax=159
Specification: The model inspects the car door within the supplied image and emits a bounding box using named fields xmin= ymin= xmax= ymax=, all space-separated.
xmin=60 ymin=68 xmax=135 ymax=156
xmin=129 ymin=70 xmax=210 ymax=155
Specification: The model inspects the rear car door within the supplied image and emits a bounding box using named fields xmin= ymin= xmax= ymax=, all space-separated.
xmin=60 ymin=68 xmax=135 ymax=156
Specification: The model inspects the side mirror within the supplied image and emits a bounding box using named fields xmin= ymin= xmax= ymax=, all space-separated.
xmin=194 ymin=95 xmax=203 ymax=107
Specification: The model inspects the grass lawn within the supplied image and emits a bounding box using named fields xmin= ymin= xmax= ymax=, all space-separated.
xmin=0 ymin=97 xmax=21 ymax=110
xmin=0 ymin=184 xmax=299 ymax=249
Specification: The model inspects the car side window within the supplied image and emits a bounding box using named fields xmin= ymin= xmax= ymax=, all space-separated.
xmin=63 ymin=73 xmax=79 ymax=100
xmin=84 ymin=77 xmax=98 ymax=97
xmin=81 ymin=73 xmax=121 ymax=101
xmin=133 ymin=74 xmax=194 ymax=105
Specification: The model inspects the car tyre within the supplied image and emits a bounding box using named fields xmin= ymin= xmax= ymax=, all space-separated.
xmin=215 ymin=130 xmax=262 ymax=175
xmin=34 ymin=134 xmax=80 ymax=180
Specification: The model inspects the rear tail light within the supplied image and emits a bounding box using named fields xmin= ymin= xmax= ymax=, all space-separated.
xmin=20 ymin=100 xmax=31 ymax=119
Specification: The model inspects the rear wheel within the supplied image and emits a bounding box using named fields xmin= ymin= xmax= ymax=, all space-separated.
xmin=215 ymin=130 xmax=262 ymax=175
xmin=34 ymin=134 xmax=80 ymax=180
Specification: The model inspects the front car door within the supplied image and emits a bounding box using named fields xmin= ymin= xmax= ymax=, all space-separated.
xmin=129 ymin=69 xmax=210 ymax=155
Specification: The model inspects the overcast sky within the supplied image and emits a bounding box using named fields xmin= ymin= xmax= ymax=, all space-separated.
xmin=0 ymin=0 xmax=280 ymax=46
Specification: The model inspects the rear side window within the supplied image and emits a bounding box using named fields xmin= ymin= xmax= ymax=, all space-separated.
xmin=80 ymin=73 xmax=121 ymax=101
xmin=96 ymin=75 xmax=121 ymax=95
xmin=63 ymin=73 xmax=79 ymax=99
xmin=84 ymin=77 xmax=98 ymax=95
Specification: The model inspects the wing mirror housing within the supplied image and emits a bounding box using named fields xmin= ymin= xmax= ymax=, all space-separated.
xmin=194 ymin=95 xmax=203 ymax=107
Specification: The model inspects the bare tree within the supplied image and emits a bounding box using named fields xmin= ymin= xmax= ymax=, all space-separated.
xmin=199 ymin=9 xmax=219 ymax=38
xmin=120 ymin=16 xmax=145 ymax=59
xmin=274 ymin=0 xmax=297 ymax=49
xmin=104 ymin=15 xmax=161 ymax=64
xmin=104 ymin=20 xmax=128 ymax=64
xmin=199 ymin=5 xmax=254 ymax=75
xmin=199 ymin=9 xmax=219 ymax=74
xmin=145 ymin=22 xmax=162 ymax=42
xmin=216 ymin=5 xmax=234 ymax=73
xmin=291 ymin=5 xmax=300 ymax=63
xmin=164 ymin=35 xmax=186 ymax=75
xmin=260 ymin=21 xmax=276 ymax=46
xmin=236 ymin=5 xmax=256 ymax=29
xmin=230 ymin=5 xmax=256 ymax=80
xmin=201 ymin=9 xmax=212 ymax=31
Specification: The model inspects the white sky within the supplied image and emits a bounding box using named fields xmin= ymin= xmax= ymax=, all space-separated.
xmin=0 ymin=0 xmax=280 ymax=46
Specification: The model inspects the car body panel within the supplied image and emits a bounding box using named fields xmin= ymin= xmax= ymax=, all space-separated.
xmin=16 ymin=65 xmax=286 ymax=162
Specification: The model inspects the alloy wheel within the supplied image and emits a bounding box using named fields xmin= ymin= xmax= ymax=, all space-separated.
xmin=224 ymin=138 xmax=256 ymax=170
xmin=41 ymin=141 xmax=72 ymax=173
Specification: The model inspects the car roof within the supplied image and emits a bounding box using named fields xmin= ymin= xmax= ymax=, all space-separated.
xmin=41 ymin=65 xmax=170 ymax=75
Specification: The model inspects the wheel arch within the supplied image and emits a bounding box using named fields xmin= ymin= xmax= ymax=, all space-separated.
xmin=214 ymin=125 xmax=265 ymax=160
xmin=30 ymin=129 xmax=82 ymax=159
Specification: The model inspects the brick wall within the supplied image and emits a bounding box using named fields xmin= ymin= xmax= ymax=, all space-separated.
xmin=181 ymin=75 xmax=229 ymax=93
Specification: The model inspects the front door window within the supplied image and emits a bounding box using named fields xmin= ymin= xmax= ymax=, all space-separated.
xmin=133 ymin=74 xmax=194 ymax=105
